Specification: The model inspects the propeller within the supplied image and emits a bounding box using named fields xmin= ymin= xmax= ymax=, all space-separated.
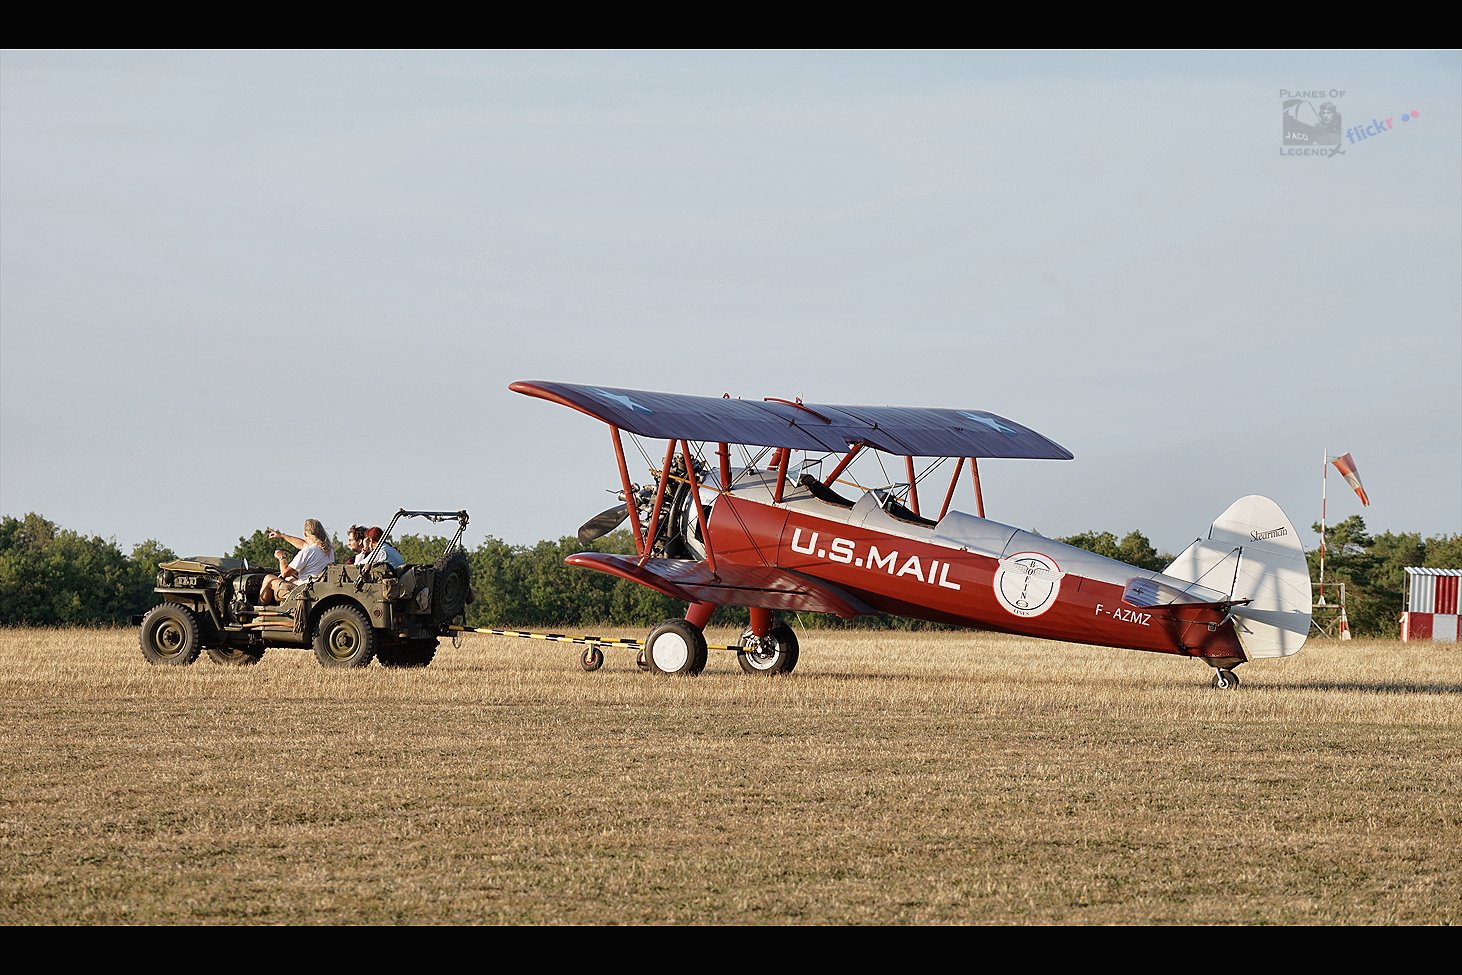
xmin=577 ymin=486 xmax=654 ymax=544
xmin=577 ymin=503 xmax=631 ymax=544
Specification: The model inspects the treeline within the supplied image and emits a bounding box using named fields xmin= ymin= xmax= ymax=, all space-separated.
xmin=0 ymin=514 xmax=176 ymax=626
xmin=1306 ymin=516 xmax=1462 ymax=638
xmin=2 ymin=512 xmax=1457 ymax=636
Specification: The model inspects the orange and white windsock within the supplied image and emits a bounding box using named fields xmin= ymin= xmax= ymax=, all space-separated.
xmin=1330 ymin=452 xmax=1370 ymax=506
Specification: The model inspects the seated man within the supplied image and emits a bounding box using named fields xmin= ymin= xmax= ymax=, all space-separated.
xmin=358 ymin=526 xmax=405 ymax=569
xmin=344 ymin=525 xmax=369 ymax=563
xmin=259 ymin=518 xmax=334 ymax=605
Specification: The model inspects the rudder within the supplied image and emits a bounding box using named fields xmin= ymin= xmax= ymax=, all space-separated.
xmin=1164 ymin=496 xmax=1312 ymax=659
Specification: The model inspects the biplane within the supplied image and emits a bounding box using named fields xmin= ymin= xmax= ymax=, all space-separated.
xmin=511 ymin=381 xmax=1312 ymax=688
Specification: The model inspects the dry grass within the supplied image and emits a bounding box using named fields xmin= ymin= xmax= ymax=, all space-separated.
xmin=1 ymin=625 xmax=1458 ymax=925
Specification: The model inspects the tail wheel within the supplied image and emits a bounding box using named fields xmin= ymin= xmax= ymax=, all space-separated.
xmin=313 ymin=605 xmax=377 ymax=668
xmin=1211 ymin=668 xmax=1241 ymax=690
xmin=737 ymin=621 xmax=800 ymax=676
xmin=645 ymin=619 xmax=708 ymax=676
xmin=139 ymin=604 xmax=202 ymax=666
xmin=205 ymin=644 xmax=265 ymax=666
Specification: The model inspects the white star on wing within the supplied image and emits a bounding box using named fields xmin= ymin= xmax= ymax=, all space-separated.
xmin=959 ymin=411 xmax=1016 ymax=435
xmin=591 ymin=388 xmax=653 ymax=413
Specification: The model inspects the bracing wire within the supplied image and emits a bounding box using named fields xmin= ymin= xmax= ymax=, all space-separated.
xmin=872 ymin=451 xmax=894 ymax=493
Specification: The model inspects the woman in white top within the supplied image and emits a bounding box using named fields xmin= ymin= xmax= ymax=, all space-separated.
xmin=259 ymin=518 xmax=334 ymax=605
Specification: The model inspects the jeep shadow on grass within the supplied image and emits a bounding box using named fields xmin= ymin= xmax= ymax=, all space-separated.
xmin=136 ymin=510 xmax=472 ymax=669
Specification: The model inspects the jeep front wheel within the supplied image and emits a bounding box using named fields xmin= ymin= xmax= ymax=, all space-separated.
xmin=139 ymin=604 xmax=203 ymax=666
xmin=313 ymin=605 xmax=377 ymax=668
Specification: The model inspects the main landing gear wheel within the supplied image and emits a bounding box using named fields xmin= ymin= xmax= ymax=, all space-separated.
xmin=580 ymin=646 xmax=605 ymax=672
xmin=737 ymin=621 xmax=800 ymax=676
xmin=644 ymin=619 xmax=708 ymax=676
xmin=1211 ymin=668 xmax=1241 ymax=690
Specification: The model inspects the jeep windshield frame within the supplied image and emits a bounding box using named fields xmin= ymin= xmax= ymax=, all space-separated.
xmin=358 ymin=509 xmax=470 ymax=571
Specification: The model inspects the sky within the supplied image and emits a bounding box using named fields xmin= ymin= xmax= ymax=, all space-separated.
xmin=2 ymin=50 xmax=1459 ymax=562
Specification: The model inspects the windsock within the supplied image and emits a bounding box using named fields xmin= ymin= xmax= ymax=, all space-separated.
xmin=1330 ymin=452 xmax=1370 ymax=506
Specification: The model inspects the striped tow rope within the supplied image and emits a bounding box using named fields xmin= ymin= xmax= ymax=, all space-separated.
xmin=448 ymin=625 xmax=743 ymax=652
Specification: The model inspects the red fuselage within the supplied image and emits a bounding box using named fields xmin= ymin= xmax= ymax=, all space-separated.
xmin=705 ymin=494 xmax=1243 ymax=660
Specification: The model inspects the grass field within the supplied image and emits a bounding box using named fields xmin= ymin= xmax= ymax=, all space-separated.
xmin=1 ymin=625 xmax=1458 ymax=925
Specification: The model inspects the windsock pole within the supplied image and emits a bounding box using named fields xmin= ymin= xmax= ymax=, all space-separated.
xmin=1318 ymin=449 xmax=1328 ymax=607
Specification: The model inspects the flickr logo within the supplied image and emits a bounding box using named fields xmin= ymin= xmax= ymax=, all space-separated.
xmin=1346 ymin=109 xmax=1421 ymax=144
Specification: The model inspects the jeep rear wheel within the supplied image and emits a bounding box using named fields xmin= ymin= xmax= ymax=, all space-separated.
xmin=139 ymin=604 xmax=202 ymax=666
xmin=378 ymin=638 xmax=437 ymax=669
xmin=206 ymin=644 xmax=265 ymax=666
xmin=313 ymin=605 xmax=377 ymax=668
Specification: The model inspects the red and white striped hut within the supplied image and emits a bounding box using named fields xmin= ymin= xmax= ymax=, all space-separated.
xmin=1401 ymin=568 xmax=1461 ymax=642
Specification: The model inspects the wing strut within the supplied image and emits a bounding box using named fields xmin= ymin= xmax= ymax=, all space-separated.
xmin=680 ymin=439 xmax=718 ymax=577
xmin=938 ymin=458 xmax=966 ymax=520
xmin=638 ymin=440 xmax=678 ymax=568
xmin=609 ymin=426 xmax=646 ymax=555
xmin=971 ymin=457 xmax=986 ymax=517
xmin=905 ymin=457 xmax=921 ymax=516
xmin=828 ymin=444 xmax=862 ymax=483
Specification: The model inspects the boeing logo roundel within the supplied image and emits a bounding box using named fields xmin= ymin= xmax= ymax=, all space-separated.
xmin=994 ymin=552 xmax=1063 ymax=618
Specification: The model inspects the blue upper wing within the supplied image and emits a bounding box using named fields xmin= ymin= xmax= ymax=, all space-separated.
xmin=511 ymin=381 xmax=1073 ymax=459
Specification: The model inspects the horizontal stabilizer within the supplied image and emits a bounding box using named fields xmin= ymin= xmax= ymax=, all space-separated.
xmin=1122 ymin=576 xmax=1232 ymax=609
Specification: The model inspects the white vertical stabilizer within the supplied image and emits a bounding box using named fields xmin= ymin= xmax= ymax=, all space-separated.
xmin=1164 ymin=496 xmax=1312 ymax=659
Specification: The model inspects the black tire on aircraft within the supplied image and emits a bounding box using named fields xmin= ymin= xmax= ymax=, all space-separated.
xmin=736 ymin=621 xmax=800 ymax=676
xmin=645 ymin=619 xmax=708 ymax=676
xmin=1211 ymin=668 xmax=1241 ymax=690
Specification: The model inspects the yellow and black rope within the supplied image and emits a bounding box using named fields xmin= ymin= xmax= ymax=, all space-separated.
xmin=448 ymin=625 xmax=742 ymax=652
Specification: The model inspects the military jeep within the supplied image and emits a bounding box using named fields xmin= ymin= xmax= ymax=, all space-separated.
xmin=136 ymin=510 xmax=472 ymax=669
